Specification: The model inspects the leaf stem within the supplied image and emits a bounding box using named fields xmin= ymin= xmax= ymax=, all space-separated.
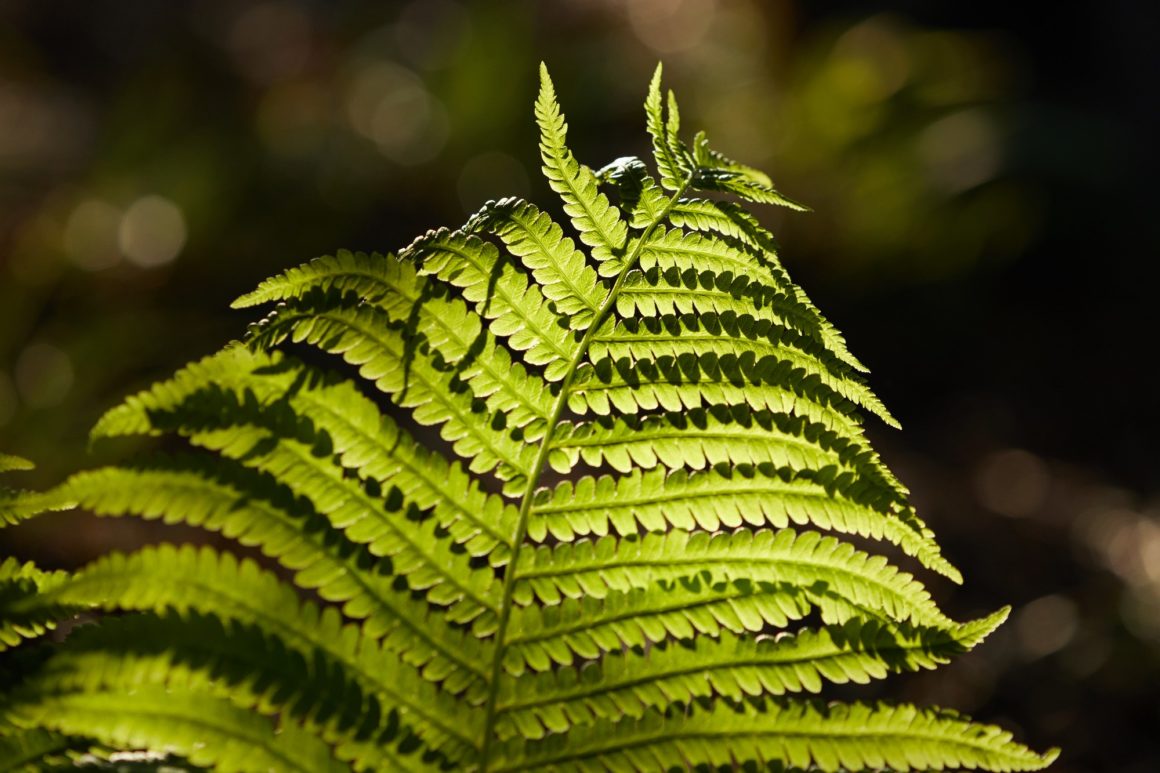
xmin=477 ymin=172 xmax=693 ymax=770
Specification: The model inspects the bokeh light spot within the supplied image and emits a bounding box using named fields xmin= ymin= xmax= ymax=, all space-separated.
xmin=919 ymin=109 xmax=1002 ymax=193
xmin=974 ymin=448 xmax=1050 ymax=518
xmin=1121 ymin=590 xmax=1160 ymax=643
xmin=831 ymin=17 xmax=911 ymax=104
xmin=64 ymin=199 xmax=122 ymax=271
xmin=628 ymin=0 xmax=717 ymax=54
xmin=14 ymin=342 xmax=74 ymax=409
xmin=1139 ymin=519 xmax=1160 ymax=585
xmin=1015 ymin=594 xmax=1079 ymax=660
xmin=346 ymin=62 xmax=447 ymax=164
xmin=1076 ymin=507 xmax=1160 ymax=588
xmin=118 ymin=195 xmax=187 ymax=268
xmin=0 ymin=84 xmax=90 ymax=172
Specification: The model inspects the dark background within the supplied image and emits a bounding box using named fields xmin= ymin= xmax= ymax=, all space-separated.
xmin=1 ymin=1 xmax=1156 ymax=770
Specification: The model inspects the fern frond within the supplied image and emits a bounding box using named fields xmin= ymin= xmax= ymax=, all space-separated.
xmin=591 ymin=313 xmax=894 ymax=427
xmin=400 ymin=227 xmax=577 ymax=383
xmin=93 ymin=346 xmax=515 ymax=561
xmin=0 ymin=558 xmax=72 ymax=651
xmin=5 ymin=686 xmax=346 ymax=773
xmin=235 ymin=249 xmax=549 ymax=424
xmin=503 ymin=579 xmax=812 ymax=674
xmin=18 ymin=545 xmax=488 ymax=755
xmin=667 ymin=196 xmax=794 ymax=292
xmin=494 ymin=609 xmax=1009 ymax=740
xmin=536 ymin=63 xmax=630 ymax=274
xmin=231 ymin=249 xmax=408 ymax=312
xmin=617 ymin=265 xmax=864 ymax=378
xmin=632 ymin=224 xmax=871 ymax=371
xmin=549 ymin=410 xmax=819 ymax=474
xmin=464 ymin=197 xmax=604 ymax=332
xmin=551 ymin=407 xmax=904 ymax=504
xmin=494 ymin=698 xmax=1058 ymax=772
xmin=12 ymin=613 xmax=354 ymax=731
xmin=5 ymin=612 xmax=454 ymax=770
xmin=664 ymin=197 xmax=871 ymax=376
xmin=527 ymin=466 xmax=956 ymax=581
xmin=644 ymin=64 xmax=692 ymax=193
xmin=513 ymin=530 xmax=953 ymax=628
xmin=597 ymin=156 xmax=670 ymax=230
xmin=0 ymin=489 xmax=75 ymax=529
xmin=1 ymin=63 xmax=1053 ymax=773
xmin=568 ymin=351 xmax=863 ymax=433
xmin=256 ymin=278 xmax=552 ymax=433
xmin=249 ymin=293 xmax=538 ymax=487
xmin=55 ymin=459 xmax=500 ymax=631
xmin=0 ymin=730 xmax=83 ymax=772
xmin=638 ymin=225 xmax=775 ymax=282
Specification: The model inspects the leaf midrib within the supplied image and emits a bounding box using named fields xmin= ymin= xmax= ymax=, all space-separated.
xmin=503 ymin=584 xmax=797 ymax=649
xmin=492 ymin=720 xmax=1041 ymax=772
xmin=529 ymin=477 xmax=846 ymax=516
xmin=511 ymin=551 xmax=947 ymax=628
xmin=476 ymin=173 xmax=694 ymax=770
xmin=495 ymin=631 xmax=955 ymax=715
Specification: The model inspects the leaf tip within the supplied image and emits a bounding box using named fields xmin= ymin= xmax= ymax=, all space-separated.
xmin=957 ymin=605 xmax=1012 ymax=649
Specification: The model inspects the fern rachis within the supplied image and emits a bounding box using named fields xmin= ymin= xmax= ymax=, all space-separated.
xmin=0 ymin=63 xmax=1058 ymax=771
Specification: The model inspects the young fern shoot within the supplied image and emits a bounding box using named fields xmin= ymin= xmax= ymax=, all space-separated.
xmin=0 ymin=63 xmax=1059 ymax=772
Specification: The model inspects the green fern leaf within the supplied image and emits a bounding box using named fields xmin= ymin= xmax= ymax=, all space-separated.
xmin=54 ymin=459 xmax=500 ymax=630
xmin=526 ymin=466 xmax=955 ymax=581
xmin=0 ymin=729 xmax=86 ymax=772
xmin=512 ymin=529 xmax=953 ymax=628
xmin=464 ymin=197 xmax=604 ymax=332
xmin=503 ymin=578 xmax=812 ymax=674
xmin=402 ymin=227 xmax=575 ymax=386
xmin=536 ymin=64 xmax=630 ymax=275
xmin=92 ymin=345 xmax=514 ymax=562
xmin=0 ymin=62 xmax=1056 ymax=772
xmin=0 ymin=456 xmax=74 ymax=528
xmin=248 ymin=291 xmax=538 ymax=489
xmin=17 ymin=545 xmax=486 ymax=760
xmin=590 ymin=312 xmax=893 ymax=426
xmin=494 ymin=609 xmax=1009 ymax=741
xmin=493 ymin=699 xmax=1057 ymax=772
xmin=5 ymin=687 xmax=345 ymax=773
xmin=644 ymin=64 xmax=692 ymax=193
xmin=0 ymin=558 xmax=73 ymax=651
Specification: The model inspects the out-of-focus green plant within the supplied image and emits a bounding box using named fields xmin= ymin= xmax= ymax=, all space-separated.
xmin=771 ymin=16 xmax=1039 ymax=281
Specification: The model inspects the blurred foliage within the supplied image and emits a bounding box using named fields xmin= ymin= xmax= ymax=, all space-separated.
xmin=0 ymin=1 xmax=1155 ymax=771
